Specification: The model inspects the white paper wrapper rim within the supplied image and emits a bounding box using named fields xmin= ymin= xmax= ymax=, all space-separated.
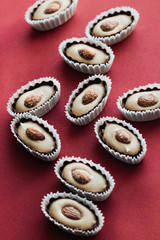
xmin=54 ymin=156 xmax=115 ymax=201
xmin=41 ymin=191 xmax=104 ymax=236
xmin=94 ymin=116 xmax=147 ymax=164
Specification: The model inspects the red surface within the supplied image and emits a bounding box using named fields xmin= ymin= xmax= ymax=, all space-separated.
xmin=1 ymin=0 xmax=160 ymax=239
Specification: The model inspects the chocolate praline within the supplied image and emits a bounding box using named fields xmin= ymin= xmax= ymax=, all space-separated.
xmin=16 ymin=118 xmax=56 ymax=154
xmin=85 ymin=7 xmax=139 ymax=45
xmin=13 ymin=81 xmax=57 ymax=114
xmin=123 ymin=90 xmax=160 ymax=111
xmin=32 ymin=0 xmax=72 ymax=20
xmin=70 ymin=77 xmax=107 ymax=118
xmin=99 ymin=120 xmax=141 ymax=156
xmin=60 ymin=161 xmax=109 ymax=193
xmin=47 ymin=198 xmax=98 ymax=231
xmin=95 ymin=117 xmax=147 ymax=164
xmin=91 ymin=11 xmax=133 ymax=38
xmin=64 ymin=41 xmax=110 ymax=65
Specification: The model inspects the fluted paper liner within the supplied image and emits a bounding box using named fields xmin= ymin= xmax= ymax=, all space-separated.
xmin=94 ymin=117 xmax=147 ymax=164
xmin=25 ymin=0 xmax=78 ymax=31
xmin=65 ymin=74 xmax=112 ymax=125
xmin=10 ymin=113 xmax=61 ymax=162
xmin=54 ymin=156 xmax=115 ymax=201
xmin=85 ymin=6 xmax=139 ymax=45
xmin=41 ymin=191 xmax=104 ymax=236
xmin=117 ymin=83 xmax=160 ymax=122
xmin=7 ymin=77 xmax=60 ymax=118
xmin=59 ymin=37 xmax=115 ymax=74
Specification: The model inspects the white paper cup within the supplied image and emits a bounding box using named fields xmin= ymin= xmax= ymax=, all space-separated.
xmin=65 ymin=74 xmax=112 ymax=125
xmin=54 ymin=156 xmax=115 ymax=201
xmin=7 ymin=77 xmax=60 ymax=118
xmin=10 ymin=113 xmax=61 ymax=162
xmin=25 ymin=0 xmax=78 ymax=31
xmin=94 ymin=116 xmax=147 ymax=164
xmin=41 ymin=191 xmax=104 ymax=236
xmin=85 ymin=6 xmax=139 ymax=45
xmin=59 ymin=37 xmax=115 ymax=74
xmin=117 ymin=83 xmax=160 ymax=122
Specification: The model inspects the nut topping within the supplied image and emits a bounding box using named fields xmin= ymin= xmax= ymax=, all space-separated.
xmin=137 ymin=94 xmax=158 ymax=107
xmin=78 ymin=47 xmax=96 ymax=60
xmin=82 ymin=90 xmax=98 ymax=105
xmin=72 ymin=169 xmax=91 ymax=184
xmin=44 ymin=3 xmax=60 ymax=14
xmin=24 ymin=93 xmax=42 ymax=108
xmin=62 ymin=205 xmax=82 ymax=220
xmin=100 ymin=20 xmax=119 ymax=32
xmin=26 ymin=127 xmax=45 ymax=141
xmin=115 ymin=129 xmax=131 ymax=144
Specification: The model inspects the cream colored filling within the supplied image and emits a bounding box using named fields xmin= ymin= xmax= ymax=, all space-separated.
xmin=15 ymin=85 xmax=55 ymax=113
xmin=71 ymin=83 xmax=105 ymax=117
xmin=125 ymin=90 xmax=160 ymax=111
xmin=48 ymin=198 xmax=96 ymax=230
xmin=17 ymin=121 xmax=55 ymax=153
xmin=62 ymin=162 xmax=107 ymax=192
xmin=66 ymin=43 xmax=109 ymax=64
xmin=33 ymin=0 xmax=71 ymax=20
xmin=92 ymin=14 xmax=132 ymax=37
xmin=102 ymin=122 xmax=140 ymax=155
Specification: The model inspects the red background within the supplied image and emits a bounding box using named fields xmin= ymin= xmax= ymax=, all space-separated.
xmin=1 ymin=0 xmax=160 ymax=239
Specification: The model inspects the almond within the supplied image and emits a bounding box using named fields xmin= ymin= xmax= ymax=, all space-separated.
xmin=72 ymin=169 xmax=91 ymax=184
xmin=100 ymin=20 xmax=119 ymax=32
xmin=62 ymin=205 xmax=82 ymax=220
xmin=115 ymin=129 xmax=131 ymax=144
xmin=82 ymin=90 xmax=98 ymax=105
xmin=44 ymin=3 xmax=60 ymax=14
xmin=26 ymin=127 xmax=45 ymax=141
xmin=137 ymin=94 xmax=158 ymax=107
xmin=78 ymin=47 xmax=96 ymax=60
xmin=24 ymin=93 xmax=42 ymax=108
